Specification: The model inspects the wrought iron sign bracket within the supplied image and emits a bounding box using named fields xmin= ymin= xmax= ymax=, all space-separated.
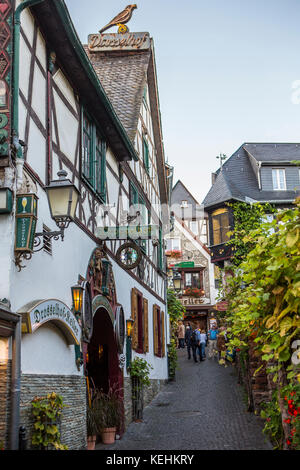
xmin=33 ymin=228 xmax=64 ymax=252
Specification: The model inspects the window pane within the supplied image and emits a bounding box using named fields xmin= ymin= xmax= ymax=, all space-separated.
xmin=185 ymin=273 xmax=192 ymax=286
xmin=278 ymin=169 xmax=285 ymax=189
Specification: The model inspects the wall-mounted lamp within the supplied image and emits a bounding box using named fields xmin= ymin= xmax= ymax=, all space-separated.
xmin=126 ymin=318 xmax=134 ymax=338
xmin=15 ymin=171 xmax=80 ymax=271
xmin=0 ymin=188 xmax=13 ymax=213
xmin=172 ymin=270 xmax=182 ymax=292
xmin=126 ymin=318 xmax=134 ymax=371
xmin=71 ymin=283 xmax=84 ymax=317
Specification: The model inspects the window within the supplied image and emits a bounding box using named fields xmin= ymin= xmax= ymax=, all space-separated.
xmin=131 ymin=288 xmax=149 ymax=354
xmin=211 ymin=208 xmax=230 ymax=245
xmin=181 ymin=200 xmax=188 ymax=208
xmin=153 ymin=305 xmax=165 ymax=358
xmin=272 ymin=168 xmax=286 ymax=190
xmin=129 ymin=182 xmax=148 ymax=253
xmin=190 ymin=221 xmax=198 ymax=235
xmin=184 ymin=271 xmax=202 ymax=289
xmin=82 ymin=111 xmax=106 ymax=201
xmin=166 ymin=238 xmax=181 ymax=251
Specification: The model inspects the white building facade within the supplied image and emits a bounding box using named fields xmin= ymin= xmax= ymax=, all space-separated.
xmin=0 ymin=1 xmax=169 ymax=449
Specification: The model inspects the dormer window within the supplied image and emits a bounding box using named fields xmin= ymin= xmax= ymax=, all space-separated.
xmin=272 ymin=168 xmax=286 ymax=190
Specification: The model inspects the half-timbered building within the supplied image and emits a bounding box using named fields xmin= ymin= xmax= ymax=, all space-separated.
xmin=0 ymin=0 xmax=169 ymax=449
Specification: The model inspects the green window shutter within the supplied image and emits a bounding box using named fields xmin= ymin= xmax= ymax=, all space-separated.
xmin=143 ymin=137 xmax=150 ymax=174
xmin=96 ymin=134 xmax=106 ymax=202
xmin=158 ymin=227 xmax=163 ymax=270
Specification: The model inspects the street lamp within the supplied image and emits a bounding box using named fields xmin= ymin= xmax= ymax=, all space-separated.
xmin=172 ymin=270 xmax=182 ymax=292
xmin=45 ymin=170 xmax=80 ymax=235
xmin=71 ymin=283 xmax=84 ymax=317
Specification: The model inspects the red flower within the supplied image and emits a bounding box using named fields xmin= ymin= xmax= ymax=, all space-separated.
xmin=288 ymin=399 xmax=294 ymax=405
xmin=284 ymin=418 xmax=291 ymax=424
xmin=286 ymin=439 xmax=292 ymax=446
xmin=284 ymin=396 xmax=288 ymax=401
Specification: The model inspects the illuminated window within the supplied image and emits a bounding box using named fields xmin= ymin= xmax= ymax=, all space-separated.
xmin=211 ymin=208 xmax=230 ymax=245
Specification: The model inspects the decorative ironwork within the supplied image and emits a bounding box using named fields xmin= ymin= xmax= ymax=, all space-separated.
xmin=116 ymin=241 xmax=142 ymax=270
xmin=99 ymin=4 xmax=137 ymax=34
xmin=15 ymin=251 xmax=32 ymax=272
xmin=33 ymin=229 xmax=63 ymax=252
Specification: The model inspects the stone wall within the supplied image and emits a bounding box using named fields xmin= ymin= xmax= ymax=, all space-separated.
xmin=20 ymin=374 xmax=86 ymax=450
xmin=123 ymin=376 xmax=167 ymax=428
xmin=0 ymin=360 xmax=11 ymax=449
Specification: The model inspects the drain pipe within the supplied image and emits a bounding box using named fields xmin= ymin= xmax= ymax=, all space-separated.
xmin=12 ymin=0 xmax=46 ymax=187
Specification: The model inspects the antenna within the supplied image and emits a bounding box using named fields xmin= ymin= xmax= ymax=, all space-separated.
xmin=216 ymin=153 xmax=227 ymax=169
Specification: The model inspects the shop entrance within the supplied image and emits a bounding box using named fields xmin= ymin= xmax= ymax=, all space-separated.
xmin=86 ymin=307 xmax=119 ymax=397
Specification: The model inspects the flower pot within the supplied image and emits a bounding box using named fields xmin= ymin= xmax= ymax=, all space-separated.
xmin=87 ymin=435 xmax=97 ymax=450
xmin=101 ymin=427 xmax=116 ymax=445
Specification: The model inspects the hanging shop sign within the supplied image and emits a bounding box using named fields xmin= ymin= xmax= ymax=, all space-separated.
xmin=96 ymin=224 xmax=159 ymax=241
xmin=15 ymin=194 xmax=38 ymax=252
xmin=215 ymin=301 xmax=228 ymax=311
xmin=116 ymin=241 xmax=142 ymax=270
xmin=114 ymin=305 xmax=125 ymax=354
xmin=179 ymin=297 xmax=205 ymax=306
xmin=18 ymin=299 xmax=81 ymax=345
xmin=175 ymin=262 xmax=195 ymax=268
xmin=88 ymin=32 xmax=150 ymax=52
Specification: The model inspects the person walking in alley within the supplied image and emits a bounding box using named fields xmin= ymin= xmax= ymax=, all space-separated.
xmin=177 ymin=321 xmax=185 ymax=349
xmin=199 ymin=329 xmax=207 ymax=360
xmin=185 ymin=322 xmax=192 ymax=359
xmin=208 ymin=324 xmax=219 ymax=359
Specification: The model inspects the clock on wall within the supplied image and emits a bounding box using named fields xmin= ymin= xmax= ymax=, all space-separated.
xmin=116 ymin=241 xmax=142 ymax=270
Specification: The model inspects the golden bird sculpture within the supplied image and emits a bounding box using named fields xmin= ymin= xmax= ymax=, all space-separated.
xmin=99 ymin=4 xmax=137 ymax=34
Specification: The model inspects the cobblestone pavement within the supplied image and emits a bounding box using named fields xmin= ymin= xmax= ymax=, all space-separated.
xmin=96 ymin=348 xmax=272 ymax=450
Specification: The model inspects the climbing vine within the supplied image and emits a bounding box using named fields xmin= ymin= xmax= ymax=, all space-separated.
xmin=220 ymin=199 xmax=300 ymax=448
xmin=167 ymin=289 xmax=185 ymax=379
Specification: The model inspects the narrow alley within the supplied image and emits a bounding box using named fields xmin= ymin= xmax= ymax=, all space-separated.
xmin=96 ymin=350 xmax=272 ymax=451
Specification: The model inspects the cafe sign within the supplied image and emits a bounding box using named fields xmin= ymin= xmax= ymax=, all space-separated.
xmin=88 ymin=32 xmax=150 ymax=52
xmin=18 ymin=299 xmax=81 ymax=345
xmin=179 ymin=297 xmax=205 ymax=306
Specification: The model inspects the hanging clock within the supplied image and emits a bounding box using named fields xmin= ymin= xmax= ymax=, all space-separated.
xmin=82 ymin=281 xmax=93 ymax=342
xmin=116 ymin=241 xmax=142 ymax=270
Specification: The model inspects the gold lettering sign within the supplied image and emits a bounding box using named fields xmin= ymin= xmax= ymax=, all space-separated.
xmin=88 ymin=32 xmax=150 ymax=52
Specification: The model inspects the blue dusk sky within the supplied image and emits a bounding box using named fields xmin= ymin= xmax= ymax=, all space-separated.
xmin=65 ymin=0 xmax=300 ymax=203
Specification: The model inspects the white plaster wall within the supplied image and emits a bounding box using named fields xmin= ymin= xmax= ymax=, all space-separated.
xmin=21 ymin=323 xmax=79 ymax=375
xmin=109 ymin=257 xmax=168 ymax=381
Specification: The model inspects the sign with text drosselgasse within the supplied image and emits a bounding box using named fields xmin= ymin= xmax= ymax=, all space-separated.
xmin=19 ymin=299 xmax=81 ymax=345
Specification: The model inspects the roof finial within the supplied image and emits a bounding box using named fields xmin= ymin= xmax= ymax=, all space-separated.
xmin=99 ymin=4 xmax=138 ymax=34
xmin=216 ymin=153 xmax=227 ymax=170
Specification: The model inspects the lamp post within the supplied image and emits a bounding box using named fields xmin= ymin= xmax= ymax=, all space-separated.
xmin=126 ymin=318 xmax=134 ymax=371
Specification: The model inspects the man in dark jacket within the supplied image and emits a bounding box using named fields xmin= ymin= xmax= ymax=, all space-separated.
xmin=184 ymin=323 xmax=192 ymax=359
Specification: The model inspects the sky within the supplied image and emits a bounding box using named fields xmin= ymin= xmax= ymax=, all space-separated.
xmin=65 ymin=0 xmax=300 ymax=203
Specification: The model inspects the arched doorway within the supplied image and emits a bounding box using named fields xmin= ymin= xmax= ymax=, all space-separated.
xmin=86 ymin=306 xmax=119 ymax=395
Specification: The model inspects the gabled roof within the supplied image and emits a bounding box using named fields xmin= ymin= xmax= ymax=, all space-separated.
xmin=83 ymin=45 xmax=150 ymax=143
xmin=31 ymin=0 xmax=138 ymax=162
xmin=172 ymin=179 xmax=201 ymax=207
xmin=84 ymin=33 xmax=168 ymax=206
xmin=202 ymin=143 xmax=300 ymax=209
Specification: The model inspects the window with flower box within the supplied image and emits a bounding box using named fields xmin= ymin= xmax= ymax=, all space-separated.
xmin=81 ymin=110 xmax=106 ymax=202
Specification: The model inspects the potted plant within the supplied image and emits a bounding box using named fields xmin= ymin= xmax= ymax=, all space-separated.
xmin=93 ymin=388 xmax=122 ymax=445
xmin=86 ymin=404 xmax=98 ymax=450
xmin=129 ymin=357 xmax=153 ymax=421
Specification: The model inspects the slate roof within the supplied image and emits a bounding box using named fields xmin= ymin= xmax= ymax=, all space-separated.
xmin=84 ymin=45 xmax=150 ymax=143
xmin=202 ymin=143 xmax=300 ymax=209
xmin=244 ymin=143 xmax=300 ymax=162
